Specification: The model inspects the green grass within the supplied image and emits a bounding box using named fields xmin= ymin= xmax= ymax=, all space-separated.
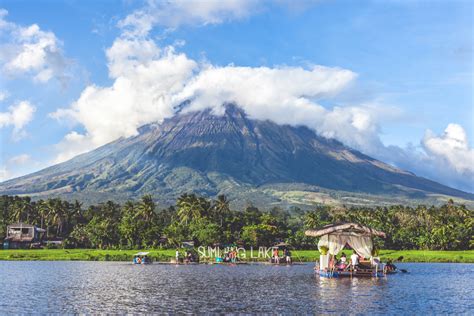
xmin=378 ymin=250 xmax=474 ymax=263
xmin=0 ymin=249 xmax=473 ymax=263
xmin=0 ymin=249 xmax=176 ymax=262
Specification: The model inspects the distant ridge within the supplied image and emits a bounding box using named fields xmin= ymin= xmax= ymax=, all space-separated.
xmin=1 ymin=104 xmax=472 ymax=208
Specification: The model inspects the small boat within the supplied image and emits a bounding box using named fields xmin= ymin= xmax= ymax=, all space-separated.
xmin=133 ymin=252 xmax=152 ymax=264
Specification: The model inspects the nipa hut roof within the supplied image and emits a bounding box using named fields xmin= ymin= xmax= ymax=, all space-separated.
xmin=305 ymin=222 xmax=386 ymax=238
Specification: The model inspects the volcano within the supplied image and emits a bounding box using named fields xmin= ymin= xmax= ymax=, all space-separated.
xmin=1 ymin=105 xmax=472 ymax=208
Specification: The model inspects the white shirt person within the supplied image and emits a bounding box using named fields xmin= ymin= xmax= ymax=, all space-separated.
xmin=350 ymin=252 xmax=359 ymax=267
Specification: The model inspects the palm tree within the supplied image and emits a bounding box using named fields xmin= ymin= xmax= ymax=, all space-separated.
xmin=177 ymin=194 xmax=192 ymax=225
xmin=137 ymin=195 xmax=156 ymax=221
xmin=20 ymin=197 xmax=33 ymax=223
xmin=48 ymin=198 xmax=66 ymax=237
xmin=10 ymin=202 xmax=23 ymax=223
xmin=304 ymin=211 xmax=320 ymax=229
xmin=38 ymin=200 xmax=54 ymax=237
xmin=38 ymin=200 xmax=48 ymax=230
xmin=71 ymin=200 xmax=84 ymax=225
xmin=177 ymin=194 xmax=204 ymax=225
xmin=213 ymin=194 xmax=230 ymax=227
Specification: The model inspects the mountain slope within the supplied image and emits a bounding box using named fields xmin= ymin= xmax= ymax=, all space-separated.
xmin=1 ymin=105 xmax=472 ymax=207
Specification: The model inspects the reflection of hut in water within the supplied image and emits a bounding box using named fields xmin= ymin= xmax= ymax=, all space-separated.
xmin=3 ymin=223 xmax=46 ymax=249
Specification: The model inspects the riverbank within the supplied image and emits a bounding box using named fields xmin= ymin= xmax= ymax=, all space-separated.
xmin=0 ymin=249 xmax=473 ymax=263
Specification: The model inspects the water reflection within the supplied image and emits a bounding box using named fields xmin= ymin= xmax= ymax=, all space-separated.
xmin=0 ymin=262 xmax=472 ymax=314
xmin=315 ymin=275 xmax=388 ymax=314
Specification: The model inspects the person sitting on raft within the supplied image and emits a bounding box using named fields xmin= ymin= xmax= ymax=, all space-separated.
xmin=337 ymin=253 xmax=348 ymax=270
xmin=350 ymin=250 xmax=360 ymax=270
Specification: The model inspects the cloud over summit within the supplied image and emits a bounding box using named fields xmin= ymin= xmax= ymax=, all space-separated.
xmin=52 ymin=36 xmax=365 ymax=163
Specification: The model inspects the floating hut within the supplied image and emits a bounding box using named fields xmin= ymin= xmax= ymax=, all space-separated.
xmin=305 ymin=222 xmax=387 ymax=278
xmin=3 ymin=223 xmax=46 ymax=249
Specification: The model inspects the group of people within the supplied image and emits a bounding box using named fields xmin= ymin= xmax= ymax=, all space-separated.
xmin=329 ymin=252 xmax=358 ymax=271
xmin=133 ymin=255 xmax=150 ymax=264
xmin=220 ymin=249 xmax=239 ymax=263
xmin=271 ymin=248 xmax=292 ymax=264
xmin=328 ymin=250 xmax=398 ymax=273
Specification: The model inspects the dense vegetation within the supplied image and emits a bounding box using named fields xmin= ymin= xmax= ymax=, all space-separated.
xmin=0 ymin=194 xmax=472 ymax=250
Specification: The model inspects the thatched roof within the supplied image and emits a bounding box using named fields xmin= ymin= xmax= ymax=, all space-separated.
xmin=305 ymin=222 xmax=386 ymax=238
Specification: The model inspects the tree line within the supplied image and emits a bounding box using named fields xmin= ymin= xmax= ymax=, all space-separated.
xmin=0 ymin=194 xmax=472 ymax=250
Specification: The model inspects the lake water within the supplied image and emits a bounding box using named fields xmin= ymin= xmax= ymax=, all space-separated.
xmin=0 ymin=262 xmax=473 ymax=314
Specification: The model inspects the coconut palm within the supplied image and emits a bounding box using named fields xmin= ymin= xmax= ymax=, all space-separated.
xmin=213 ymin=194 xmax=230 ymax=227
xmin=177 ymin=193 xmax=204 ymax=225
xmin=47 ymin=198 xmax=66 ymax=237
xmin=10 ymin=202 xmax=23 ymax=223
xmin=137 ymin=194 xmax=156 ymax=221
xmin=304 ymin=211 xmax=320 ymax=229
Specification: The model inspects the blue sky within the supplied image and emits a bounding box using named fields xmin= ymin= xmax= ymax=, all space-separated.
xmin=0 ymin=0 xmax=473 ymax=191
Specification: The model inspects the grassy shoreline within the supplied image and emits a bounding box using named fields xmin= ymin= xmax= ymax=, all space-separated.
xmin=0 ymin=249 xmax=473 ymax=263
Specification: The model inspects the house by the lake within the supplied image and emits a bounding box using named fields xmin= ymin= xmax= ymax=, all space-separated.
xmin=3 ymin=223 xmax=46 ymax=249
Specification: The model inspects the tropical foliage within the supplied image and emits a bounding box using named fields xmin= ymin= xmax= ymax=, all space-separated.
xmin=0 ymin=195 xmax=472 ymax=250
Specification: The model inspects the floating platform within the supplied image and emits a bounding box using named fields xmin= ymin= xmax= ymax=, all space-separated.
xmin=317 ymin=268 xmax=392 ymax=278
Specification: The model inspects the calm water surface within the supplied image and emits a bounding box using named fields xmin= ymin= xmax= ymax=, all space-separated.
xmin=0 ymin=262 xmax=472 ymax=314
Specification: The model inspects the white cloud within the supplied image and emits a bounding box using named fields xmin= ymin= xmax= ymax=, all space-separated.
xmin=52 ymin=131 xmax=95 ymax=164
xmin=0 ymin=9 xmax=69 ymax=84
xmin=175 ymin=65 xmax=355 ymax=118
xmin=423 ymin=124 xmax=474 ymax=175
xmin=171 ymin=64 xmax=389 ymax=152
xmin=0 ymin=100 xmax=36 ymax=139
xmin=118 ymin=0 xmax=261 ymax=37
xmin=51 ymin=39 xmax=197 ymax=159
xmin=365 ymin=124 xmax=474 ymax=192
